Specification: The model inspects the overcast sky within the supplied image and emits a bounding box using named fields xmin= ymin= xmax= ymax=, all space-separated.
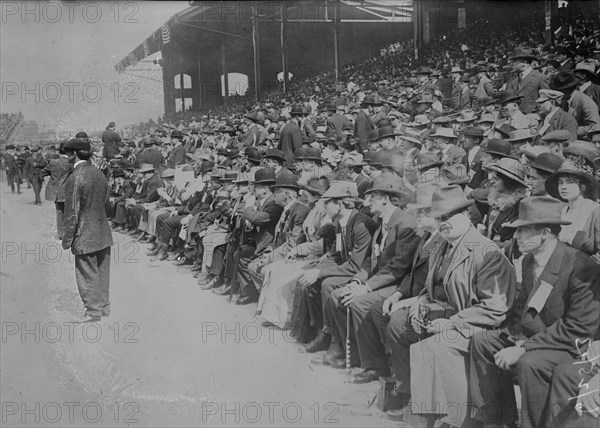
xmin=1 ymin=1 xmax=189 ymax=133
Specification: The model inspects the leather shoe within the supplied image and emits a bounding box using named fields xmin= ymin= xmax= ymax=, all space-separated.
xmin=234 ymin=294 xmax=258 ymax=305
xmin=324 ymin=338 xmax=344 ymax=361
xmin=173 ymin=257 xmax=191 ymax=266
xmin=325 ymin=355 xmax=346 ymax=369
xmin=146 ymin=247 xmax=160 ymax=257
xmin=227 ymin=293 xmax=239 ymax=303
xmin=349 ymin=369 xmax=388 ymax=384
xmin=150 ymin=250 xmax=168 ymax=262
xmin=303 ymin=331 xmax=331 ymax=353
xmin=75 ymin=315 xmax=101 ymax=323
xmin=212 ymin=284 xmax=231 ymax=295
xmin=190 ymin=264 xmax=202 ymax=272
xmin=196 ymin=272 xmax=211 ymax=283
xmin=199 ymin=277 xmax=219 ymax=290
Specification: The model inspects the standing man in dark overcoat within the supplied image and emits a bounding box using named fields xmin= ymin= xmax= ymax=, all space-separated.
xmin=62 ymin=137 xmax=114 ymax=322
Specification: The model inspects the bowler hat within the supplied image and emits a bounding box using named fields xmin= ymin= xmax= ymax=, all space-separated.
xmin=321 ymin=180 xmax=360 ymax=201
xmin=550 ymin=71 xmax=580 ymax=92
xmin=428 ymin=185 xmax=474 ymax=218
xmin=378 ymin=126 xmax=396 ymax=140
xmin=244 ymin=147 xmax=261 ymax=164
xmin=361 ymin=95 xmax=382 ymax=106
xmin=502 ymin=196 xmax=571 ymax=228
xmin=486 ymin=157 xmax=528 ymax=186
xmin=304 ymin=147 xmax=322 ymax=162
xmin=112 ymin=168 xmax=125 ymax=178
xmin=462 ymin=127 xmax=485 ymax=138
xmin=494 ymin=123 xmax=516 ymax=139
xmin=369 ymin=151 xmax=386 ymax=167
xmin=64 ymin=138 xmax=91 ymax=152
xmin=407 ymin=182 xmax=441 ymax=210
xmin=290 ymin=105 xmax=304 ymax=116
xmin=366 ymin=172 xmax=411 ymax=197
xmin=75 ymin=131 xmax=89 ymax=139
xmin=527 ymin=152 xmax=564 ymax=175
xmin=138 ymin=163 xmax=155 ymax=173
xmin=301 ymin=177 xmax=330 ymax=195
xmin=253 ymin=167 xmax=277 ymax=185
xmin=273 ymin=172 xmax=301 ymax=190
xmin=498 ymin=90 xmax=523 ymax=105
xmin=294 ymin=147 xmax=308 ymax=160
xmin=199 ymin=161 xmax=215 ymax=175
xmin=171 ymin=130 xmax=183 ymax=139
xmin=368 ymin=130 xmax=380 ymax=143
xmin=326 ymin=103 xmax=337 ymax=112
xmin=263 ymin=149 xmax=286 ymax=163
xmin=416 ymin=152 xmax=444 ymax=171
xmin=545 ymin=168 xmax=600 ymax=202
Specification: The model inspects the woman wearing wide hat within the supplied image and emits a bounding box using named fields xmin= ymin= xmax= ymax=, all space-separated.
xmin=545 ymin=167 xmax=600 ymax=255
xmin=484 ymin=157 xmax=529 ymax=243
xmin=258 ymin=177 xmax=331 ymax=330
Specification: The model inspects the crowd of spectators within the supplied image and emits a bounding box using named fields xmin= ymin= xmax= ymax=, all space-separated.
xmin=3 ymin=2 xmax=600 ymax=427
xmin=0 ymin=112 xmax=23 ymax=144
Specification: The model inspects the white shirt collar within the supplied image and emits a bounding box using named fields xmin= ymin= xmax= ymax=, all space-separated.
xmin=468 ymin=145 xmax=480 ymax=163
xmin=74 ymin=160 xmax=87 ymax=168
xmin=339 ymin=210 xmax=352 ymax=228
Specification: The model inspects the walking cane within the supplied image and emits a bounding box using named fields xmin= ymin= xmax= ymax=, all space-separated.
xmin=346 ymin=305 xmax=351 ymax=373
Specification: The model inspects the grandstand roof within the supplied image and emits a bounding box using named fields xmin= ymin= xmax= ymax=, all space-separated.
xmin=114 ymin=0 xmax=413 ymax=72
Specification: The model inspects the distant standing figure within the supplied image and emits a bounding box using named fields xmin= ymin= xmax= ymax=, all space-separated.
xmin=62 ymin=136 xmax=113 ymax=323
xmin=101 ymin=121 xmax=122 ymax=160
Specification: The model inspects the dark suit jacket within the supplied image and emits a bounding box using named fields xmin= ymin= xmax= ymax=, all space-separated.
xmin=509 ymin=240 xmax=600 ymax=354
xmin=583 ymin=83 xmax=600 ymax=113
xmin=167 ymin=144 xmax=186 ymax=168
xmin=134 ymin=173 xmax=162 ymax=203
xmin=62 ymin=162 xmax=114 ymax=255
xmin=278 ymin=120 xmax=302 ymax=163
xmin=318 ymin=209 xmax=378 ymax=279
xmin=327 ymin=113 xmax=351 ymax=137
xmin=136 ymin=148 xmax=165 ymax=169
xmin=354 ymin=208 xmax=420 ymax=291
xmin=507 ymin=69 xmax=549 ymax=114
xmin=25 ymin=152 xmax=47 ymax=179
xmin=535 ymin=107 xmax=579 ymax=142
xmin=43 ymin=156 xmax=72 ymax=202
xmin=273 ymin=200 xmax=311 ymax=248
xmin=101 ymin=129 xmax=122 ymax=159
xmin=398 ymin=232 xmax=444 ymax=298
xmin=242 ymin=194 xmax=284 ymax=255
xmin=354 ymin=110 xmax=374 ymax=151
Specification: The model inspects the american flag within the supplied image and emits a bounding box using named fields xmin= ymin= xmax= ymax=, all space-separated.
xmin=162 ymin=25 xmax=171 ymax=45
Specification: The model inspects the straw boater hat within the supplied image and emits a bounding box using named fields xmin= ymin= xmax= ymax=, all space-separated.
xmin=502 ymin=196 xmax=571 ymax=228
xmin=430 ymin=127 xmax=458 ymax=139
xmin=138 ymin=163 xmax=155 ymax=173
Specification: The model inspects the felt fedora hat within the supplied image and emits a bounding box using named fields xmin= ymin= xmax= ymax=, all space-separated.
xmin=502 ymin=196 xmax=571 ymax=228
xmin=301 ymin=177 xmax=330 ymax=195
xmin=486 ymin=157 xmax=528 ymax=186
xmin=321 ymin=180 xmax=361 ymax=202
xmin=364 ymin=173 xmax=407 ymax=197
xmin=429 ymin=185 xmax=474 ymax=218
xmin=550 ymin=71 xmax=581 ymax=92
